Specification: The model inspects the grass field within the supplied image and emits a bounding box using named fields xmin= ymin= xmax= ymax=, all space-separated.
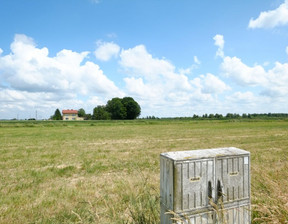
xmin=0 ymin=119 xmax=288 ymax=223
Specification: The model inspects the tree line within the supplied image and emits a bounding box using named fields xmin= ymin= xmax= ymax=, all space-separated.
xmin=143 ymin=113 xmax=288 ymax=120
xmin=51 ymin=97 xmax=141 ymax=120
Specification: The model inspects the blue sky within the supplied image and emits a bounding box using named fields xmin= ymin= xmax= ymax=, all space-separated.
xmin=1 ymin=0 xmax=288 ymax=119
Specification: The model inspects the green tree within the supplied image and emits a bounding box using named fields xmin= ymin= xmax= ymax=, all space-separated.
xmin=121 ymin=97 xmax=141 ymax=119
xmin=215 ymin=113 xmax=223 ymax=119
xmin=106 ymin=98 xmax=127 ymax=120
xmin=84 ymin=113 xmax=92 ymax=120
xmin=226 ymin=113 xmax=233 ymax=119
xmin=93 ymin=106 xmax=110 ymax=120
xmin=78 ymin=108 xmax=86 ymax=117
xmin=208 ymin=113 xmax=215 ymax=119
xmin=52 ymin=109 xmax=62 ymax=120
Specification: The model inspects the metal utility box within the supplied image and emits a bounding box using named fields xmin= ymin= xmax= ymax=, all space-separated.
xmin=160 ymin=147 xmax=250 ymax=224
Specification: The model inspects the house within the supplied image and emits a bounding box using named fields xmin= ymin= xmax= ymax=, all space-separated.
xmin=62 ymin=109 xmax=84 ymax=121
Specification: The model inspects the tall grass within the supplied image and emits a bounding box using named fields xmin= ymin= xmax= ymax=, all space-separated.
xmin=0 ymin=119 xmax=288 ymax=223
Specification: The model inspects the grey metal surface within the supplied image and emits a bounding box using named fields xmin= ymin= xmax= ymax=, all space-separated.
xmin=160 ymin=147 xmax=251 ymax=224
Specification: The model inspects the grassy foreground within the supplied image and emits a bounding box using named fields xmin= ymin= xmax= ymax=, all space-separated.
xmin=0 ymin=119 xmax=288 ymax=223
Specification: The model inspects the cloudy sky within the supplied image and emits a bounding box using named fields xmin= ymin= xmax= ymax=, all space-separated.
xmin=1 ymin=0 xmax=288 ymax=119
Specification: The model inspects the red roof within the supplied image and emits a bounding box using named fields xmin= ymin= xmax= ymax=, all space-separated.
xmin=62 ymin=109 xmax=78 ymax=114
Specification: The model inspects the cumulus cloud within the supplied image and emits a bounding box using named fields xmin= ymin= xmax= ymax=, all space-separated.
xmin=119 ymin=44 xmax=230 ymax=117
xmin=212 ymin=34 xmax=288 ymax=111
xmin=120 ymin=45 xmax=175 ymax=79
xmin=224 ymin=91 xmax=263 ymax=113
xmin=200 ymin=73 xmax=230 ymax=94
xmin=94 ymin=41 xmax=120 ymax=61
xmin=3 ymin=33 xmax=287 ymax=119
xmin=120 ymin=45 xmax=191 ymax=91
xmin=221 ymin=56 xmax=267 ymax=86
xmin=1 ymin=34 xmax=231 ymax=118
xmin=0 ymin=34 xmax=121 ymax=94
xmin=0 ymin=34 xmax=123 ymax=118
xmin=226 ymin=91 xmax=258 ymax=103
xmin=213 ymin=34 xmax=224 ymax=58
xmin=249 ymin=0 xmax=288 ymax=28
xmin=124 ymin=77 xmax=164 ymax=100
xmin=221 ymin=56 xmax=288 ymax=97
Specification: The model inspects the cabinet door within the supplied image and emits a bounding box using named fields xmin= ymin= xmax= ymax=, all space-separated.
xmin=215 ymin=156 xmax=250 ymax=203
xmin=174 ymin=159 xmax=215 ymax=212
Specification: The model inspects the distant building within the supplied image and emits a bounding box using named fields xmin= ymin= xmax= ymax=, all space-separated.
xmin=62 ymin=109 xmax=84 ymax=121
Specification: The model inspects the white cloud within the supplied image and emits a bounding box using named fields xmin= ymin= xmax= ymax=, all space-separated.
xmin=94 ymin=41 xmax=120 ymax=61
xmin=213 ymin=34 xmax=288 ymax=109
xmin=0 ymin=34 xmax=123 ymax=118
xmin=124 ymin=77 xmax=163 ymax=100
xmin=120 ymin=44 xmax=231 ymax=117
xmin=178 ymin=59 xmax=200 ymax=76
xmin=200 ymin=73 xmax=230 ymax=94
xmin=226 ymin=91 xmax=257 ymax=103
xmin=286 ymin=46 xmax=288 ymax=55
xmin=120 ymin=45 xmax=175 ymax=80
xmin=249 ymin=0 xmax=288 ymax=28
xmin=194 ymin=56 xmax=201 ymax=65
xmin=221 ymin=56 xmax=267 ymax=86
xmin=0 ymin=34 xmax=121 ymax=95
xmin=2 ymin=33 xmax=287 ymax=119
xmin=213 ymin=34 xmax=224 ymax=58
xmin=221 ymin=56 xmax=288 ymax=97
xmin=263 ymin=62 xmax=288 ymax=96
xmin=224 ymin=91 xmax=263 ymax=113
xmin=120 ymin=45 xmax=190 ymax=92
xmin=85 ymin=95 xmax=108 ymax=111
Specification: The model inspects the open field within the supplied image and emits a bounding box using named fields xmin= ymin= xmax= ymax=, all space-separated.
xmin=0 ymin=119 xmax=288 ymax=223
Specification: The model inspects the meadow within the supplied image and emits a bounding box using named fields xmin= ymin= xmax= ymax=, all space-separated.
xmin=0 ymin=119 xmax=287 ymax=223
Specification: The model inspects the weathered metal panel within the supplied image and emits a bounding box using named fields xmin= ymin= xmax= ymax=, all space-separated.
xmin=215 ymin=155 xmax=250 ymax=204
xmin=160 ymin=156 xmax=174 ymax=223
xmin=161 ymin=147 xmax=248 ymax=161
xmin=174 ymin=204 xmax=250 ymax=224
xmin=223 ymin=205 xmax=251 ymax=224
xmin=160 ymin=147 xmax=251 ymax=224
xmin=175 ymin=159 xmax=214 ymax=213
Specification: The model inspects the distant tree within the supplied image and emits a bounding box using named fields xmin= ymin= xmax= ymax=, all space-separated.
xmin=215 ymin=113 xmax=223 ymax=119
xmin=52 ymin=109 xmax=62 ymax=120
xmin=78 ymin=108 xmax=86 ymax=117
xmin=121 ymin=97 xmax=141 ymax=119
xmin=93 ymin=106 xmax=110 ymax=120
xmin=233 ymin=113 xmax=240 ymax=118
xmin=226 ymin=113 xmax=233 ymax=119
xmin=208 ymin=114 xmax=214 ymax=119
xmin=106 ymin=98 xmax=127 ymax=120
xmin=84 ymin=113 xmax=92 ymax=120
xmin=193 ymin=114 xmax=199 ymax=119
xmin=91 ymin=97 xmax=141 ymax=120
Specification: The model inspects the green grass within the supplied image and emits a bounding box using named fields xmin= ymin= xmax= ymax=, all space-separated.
xmin=0 ymin=119 xmax=288 ymax=223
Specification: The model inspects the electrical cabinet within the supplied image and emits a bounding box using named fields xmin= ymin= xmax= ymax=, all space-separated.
xmin=160 ymin=147 xmax=250 ymax=224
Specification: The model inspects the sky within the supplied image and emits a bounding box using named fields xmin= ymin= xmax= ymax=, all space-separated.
xmin=1 ymin=0 xmax=288 ymax=119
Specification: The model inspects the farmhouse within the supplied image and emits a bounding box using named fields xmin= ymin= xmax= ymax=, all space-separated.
xmin=62 ymin=109 xmax=83 ymax=121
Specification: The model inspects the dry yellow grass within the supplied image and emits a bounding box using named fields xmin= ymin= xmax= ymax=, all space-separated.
xmin=0 ymin=119 xmax=287 ymax=223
